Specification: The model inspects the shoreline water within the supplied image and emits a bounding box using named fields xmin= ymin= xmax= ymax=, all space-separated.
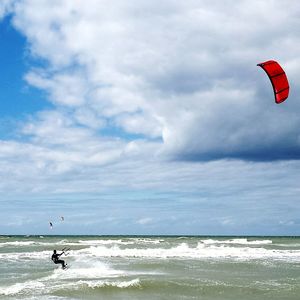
xmin=1 ymin=235 xmax=299 ymax=299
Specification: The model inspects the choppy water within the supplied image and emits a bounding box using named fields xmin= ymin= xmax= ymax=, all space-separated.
xmin=0 ymin=236 xmax=299 ymax=299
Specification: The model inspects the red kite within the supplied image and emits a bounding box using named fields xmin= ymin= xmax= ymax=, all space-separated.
xmin=257 ymin=60 xmax=289 ymax=104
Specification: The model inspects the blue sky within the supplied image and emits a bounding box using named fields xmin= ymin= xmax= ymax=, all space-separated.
xmin=0 ymin=0 xmax=300 ymax=235
xmin=0 ymin=15 xmax=52 ymax=139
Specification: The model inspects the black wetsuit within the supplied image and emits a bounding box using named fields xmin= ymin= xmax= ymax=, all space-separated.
xmin=51 ymin=252 xmax=66 ymax=269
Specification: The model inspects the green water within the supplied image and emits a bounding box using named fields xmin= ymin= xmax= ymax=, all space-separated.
xmin=0 ymin=236 xmax=299 ymax=299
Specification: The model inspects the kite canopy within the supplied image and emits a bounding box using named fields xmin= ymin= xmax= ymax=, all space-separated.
xmin=257 ymin=60 xmax=289 ymax=104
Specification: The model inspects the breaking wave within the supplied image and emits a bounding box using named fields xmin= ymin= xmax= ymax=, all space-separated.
xmin=79 ymin=242 xmax=300 ymax=262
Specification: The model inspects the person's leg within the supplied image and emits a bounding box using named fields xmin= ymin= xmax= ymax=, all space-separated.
xmin=57 ymin=259 xmax=66 ymax=269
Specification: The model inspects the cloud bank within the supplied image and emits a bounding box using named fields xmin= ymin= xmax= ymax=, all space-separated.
xmin=6 ymin=0 xmax=299 ymax=162
xmin=0 ymin=1 xmax=300 ymax=234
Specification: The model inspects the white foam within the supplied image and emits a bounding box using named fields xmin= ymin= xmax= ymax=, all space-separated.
xmin=78 ymin=242 xmax=300 ymax=262
xmin=49 ymin=260 xmax=124 ymax=280
xmin=0 ymin=280 xmax=45 ymax=296
xmin=0 ymin=277 xmax=140 ymax=296
xmin=76 ymin=278 xmax=140 ymax=289
xmin=78 ymin=239 xmax=135 ymax=245
xmin=0 ymin=260 xmax=131 ymax=296
xmin=0 ymin=250 xmax=51 ymax=261
xmin=135 ymin=238 xmax=162 ymax=244
xmin=47 ymin=278 xmax=141 ymax=293
xmin=201 ymin=238 xmax=272 ymax=245
xmin=0 ymin=240 xmax=78 ymax=248
xmin=77 ymin=238 xmax=164 ymax=246
xmin=1 ymin=239 xmax=299 ymax=266
xmin=0 ymin=241 xmax=37 ymax=247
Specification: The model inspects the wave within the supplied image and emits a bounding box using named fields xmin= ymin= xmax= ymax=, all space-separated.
xmin=75 ymin=278 xmax=140 ymax=289
xmin=49 ymin=260 xmax=125 ymax=280
xmin=0 ymin=257 xmax=140 ymax=296
xmin=1 ymin=238 xmax=299 ymax=265
xmin=0 ymin=239 xmax=138 ymax=248
xmin=0 ymin=237 xmax=273 ymax=249
xmin=0 ymin=241 xmax=37 ymax=247
xmin=201 ymin=238 xmax=273 ymax=245
xmin=78 ymin=242 xmax=300 ymax=262
xmin=78 ymin=239 xmax=135 ymax=245
xmin=0 ymin=280 xmax=45 ymax=296
xmin=133 ymin=238 xmax=164 ymax=244
xmin=1 ymin=242 xmax=299 ymax=263
xmin=0 ymin=250 xmax=50 ymax=261
xmin=0 ymin=278 xmax=140 ymax=296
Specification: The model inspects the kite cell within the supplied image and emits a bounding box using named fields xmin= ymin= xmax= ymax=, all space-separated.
xmin=257 ymin=60 xmax=289 ymax=104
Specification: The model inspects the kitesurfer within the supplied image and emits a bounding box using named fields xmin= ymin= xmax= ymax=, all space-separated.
xmin=51 ymin=249 xmax=67 ymax=269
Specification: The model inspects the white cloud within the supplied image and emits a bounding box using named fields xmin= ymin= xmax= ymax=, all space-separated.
xmin=279 ymin=220 xmax=295 ymax=226
xmin=1 ymin=1 xmax=299 ymax=182
xmin=137 ymin=217 xmax=153 ymax=225
xmin=219 ymin=217 xmax=235 ymax=226
xmin=1 ymin=1 xmax=300 ymax=234
xmin=25 ymin=71 xmax=89 ymax=107
xmin=0 ymin=0 xmax=14 ymax=19
xmin=8 ymin=0 xmax=300 ymax=162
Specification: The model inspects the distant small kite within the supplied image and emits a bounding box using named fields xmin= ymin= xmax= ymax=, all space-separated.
xmin=49 ymin=222 xmax=53 ymax=229
xmin=257 ymin=60 xmax=289 ymax=104
xmin=61 ymin=216 xmax=64 ymax=221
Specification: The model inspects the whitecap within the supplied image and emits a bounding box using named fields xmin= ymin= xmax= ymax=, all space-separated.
xmin=76 ymin=242 xmax=300 ymax=262
xmin=0 ymin=280 xmax=45 ymax=296
xmin=201 ymin=238 xmax=272 ymax=245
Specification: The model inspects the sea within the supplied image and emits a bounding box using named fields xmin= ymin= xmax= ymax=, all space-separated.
xmin=0 ymin=236 xmax=299 ymax=300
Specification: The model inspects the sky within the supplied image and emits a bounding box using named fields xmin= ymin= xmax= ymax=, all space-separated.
xmin=0 ymin=0 xmax=300 ymax=235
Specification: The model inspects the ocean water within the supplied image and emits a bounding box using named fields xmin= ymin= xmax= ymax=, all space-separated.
xmin=0 ymin=236 xmax=299 ymax=299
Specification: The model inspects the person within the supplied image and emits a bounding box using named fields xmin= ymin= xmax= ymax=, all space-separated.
xmin=51 ymin=249 xmax=67 ymax=269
